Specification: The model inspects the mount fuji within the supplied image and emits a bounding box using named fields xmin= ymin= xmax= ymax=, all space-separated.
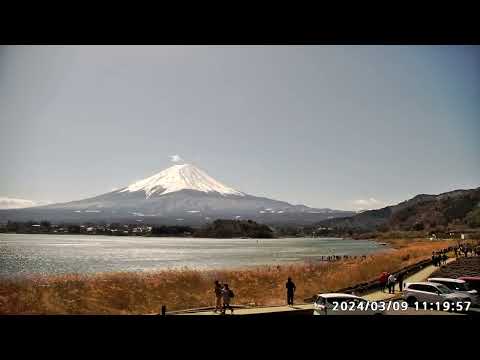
xmin=0 ymin=163 xmax=354 ymax=226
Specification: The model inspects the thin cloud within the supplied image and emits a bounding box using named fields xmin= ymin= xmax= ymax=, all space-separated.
xmin=351 ymin=198 xmax=385 ymax=211
xmin=0 ymin=197 xmax=50 ymax=209
xmin=169 ymin=154 xmax=183 ymax=163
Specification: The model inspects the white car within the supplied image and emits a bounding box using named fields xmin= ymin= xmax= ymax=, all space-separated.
xmin=427 ymin=277 xmax=479 ymax=306
xmin=403 ymin=282 xmax=471 ymax=308
xmin=313 ymin=293 xmax=383 ymax=315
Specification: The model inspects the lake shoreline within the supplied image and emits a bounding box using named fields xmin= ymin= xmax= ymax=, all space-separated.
xmin=0 ymin=240 xmax=455 ymax=314
xmin=0 ymin=231 xmax=353 ymax=241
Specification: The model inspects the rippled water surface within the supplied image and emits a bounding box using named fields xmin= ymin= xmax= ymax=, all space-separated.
xmin=0 ymin=233 xmax=387 ymax=276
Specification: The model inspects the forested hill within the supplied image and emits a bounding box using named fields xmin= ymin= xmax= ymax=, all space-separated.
xmin=317 ymin=187 xmax=480 ymax=233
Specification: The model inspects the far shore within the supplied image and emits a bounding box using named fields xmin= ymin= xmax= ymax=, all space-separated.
xmin=0 ymin=231 xmax=350 ymax=240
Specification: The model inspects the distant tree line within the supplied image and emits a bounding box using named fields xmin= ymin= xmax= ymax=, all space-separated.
xmin=194 ymin=219 xmax=275 ymax=238
xmin=151 ymin=225 xmax=194 ymax=236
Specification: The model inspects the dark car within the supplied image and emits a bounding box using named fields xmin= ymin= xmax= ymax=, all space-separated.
xmin=458 ymin=277 xmax=480 ymax=292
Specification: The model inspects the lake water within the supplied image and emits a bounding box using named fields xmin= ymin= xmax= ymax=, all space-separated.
xmin=0 ymin=233 xmax=388 ymax=276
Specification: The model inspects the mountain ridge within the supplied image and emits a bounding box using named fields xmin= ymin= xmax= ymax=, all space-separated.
xmin=318 ymin=187 xmax=480 ymax=233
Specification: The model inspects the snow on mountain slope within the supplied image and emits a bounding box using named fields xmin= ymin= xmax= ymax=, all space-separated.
xmin=120 ymin=164 xmax=245 ymax=198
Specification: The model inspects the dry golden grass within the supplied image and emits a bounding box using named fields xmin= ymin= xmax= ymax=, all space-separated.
xmin=0 ymin=240 xmax=454 ymax=314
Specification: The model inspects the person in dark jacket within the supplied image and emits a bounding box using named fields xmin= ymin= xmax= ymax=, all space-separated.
xmin=221 ymin=284 xmax=234 ymax=315
xmin=397 ymin=272 xmax=405 ymax=292
xmin=286 ymin=277 xmax=296 ymax=306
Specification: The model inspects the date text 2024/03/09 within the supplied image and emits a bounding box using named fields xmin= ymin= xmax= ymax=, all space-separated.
xmin=330 ymin=300 xmax=472 ymax=312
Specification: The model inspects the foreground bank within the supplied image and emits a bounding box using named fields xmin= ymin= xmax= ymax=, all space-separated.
xmin=0 ymin=240 xmax=456 ymax=314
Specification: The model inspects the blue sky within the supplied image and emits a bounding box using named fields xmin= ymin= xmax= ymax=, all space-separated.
xmin=0 ymin=45 xmax=479 ymax=210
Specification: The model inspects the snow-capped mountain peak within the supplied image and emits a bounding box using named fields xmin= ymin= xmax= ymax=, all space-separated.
xmin=120 ymin=164 xmax=245 ymax=198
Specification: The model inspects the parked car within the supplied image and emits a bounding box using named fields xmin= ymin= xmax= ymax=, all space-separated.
xmin=313 ymin=293 xmax=383 ymax=315
xmin=428 ymin=277 xmax=479 ymax=306
xmin=403 ymin=282 xmax=471 ymax=309
xmin=458 ymin=276 xmax=480 ymax=293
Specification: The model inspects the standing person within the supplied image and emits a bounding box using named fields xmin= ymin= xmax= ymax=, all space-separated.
xmin=221 ymin=284 xmax=234 ymax=315
xmin=387 ymin=273 xmax=396 ymax=294
xmin=214 ymin=280 xmax=223 ymax=313
xmin=380 ymin=272 xmax=389 ymax=292
xmin=397 ymin=272 xmax=405 ymax=292
xmin=286 ymin=277 xmax=296 ymax=306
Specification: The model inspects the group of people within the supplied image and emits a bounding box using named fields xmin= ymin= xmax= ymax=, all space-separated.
xmin=214 ymin=281 xmax=235 ymax=314
xmin=432 ymin=250 xmax=448 ymax=267
xmin=320 ymin=255 xmax=367 ymax=262
xmin=454 ymin=244 xmax=479 ymax=258
xmin=379 ymin=271 xmax=405 ymax=294
xmin=213 ymin=277 xmax=297 ymax=314
xmin=433 ymin=244 xmax=480 ymax=265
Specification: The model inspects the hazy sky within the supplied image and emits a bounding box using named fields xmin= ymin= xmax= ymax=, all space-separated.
xmin=1 ymin=45 xmax=479 ymax=210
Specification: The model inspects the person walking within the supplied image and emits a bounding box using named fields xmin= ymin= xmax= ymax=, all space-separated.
xmin=387 ymin=273 xmax=396 ymax=294
xmin=286 ymin=277 xmax=296 ymax=306
xmin=214 ymin=280 xmax=223 ymax=313
xmin=221 ymin=284 xmax=234 ymax=315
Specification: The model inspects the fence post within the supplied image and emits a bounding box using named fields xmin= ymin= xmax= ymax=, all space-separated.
xmin=161 ymin=305 xmax=166 ymax=316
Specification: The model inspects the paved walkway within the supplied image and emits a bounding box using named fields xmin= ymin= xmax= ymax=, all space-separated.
xmin=363 ymin=258 xmax=456 ymax=301
xmin=178 ymin=304 xmax=313 ymax=316
xmin=173 ymin=258 xmax=456 ymax=316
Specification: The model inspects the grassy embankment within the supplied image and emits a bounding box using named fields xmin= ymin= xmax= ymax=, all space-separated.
xmin=0 ymin=239 xmax=455 ymax=314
